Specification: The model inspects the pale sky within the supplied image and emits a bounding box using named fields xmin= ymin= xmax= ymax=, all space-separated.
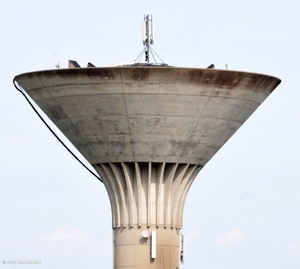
xmin=1 ymin=0 xmax=300 ymax=268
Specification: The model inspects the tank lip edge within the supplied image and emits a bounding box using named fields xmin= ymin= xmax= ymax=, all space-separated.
xmin=13 ymin=66 xmax=281 ymax=83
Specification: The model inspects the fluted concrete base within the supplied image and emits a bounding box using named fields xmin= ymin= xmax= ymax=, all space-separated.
xmin=94 ymin=162 xmax=198 ymax=268
xmin=114 ymin=226 xmax=180 ymax=269
xmin=95 ymin=162 xmax=201 ymax=229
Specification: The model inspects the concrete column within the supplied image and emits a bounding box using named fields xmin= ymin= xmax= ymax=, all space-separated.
xmin=113 ymin=226 xmax=180 ymax=269
xmin=95 ymin=162 xmax=201 ymax=269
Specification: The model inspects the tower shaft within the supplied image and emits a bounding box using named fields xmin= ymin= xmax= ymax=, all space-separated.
xmin=113 ymin=226 xmax=179 ymax=269
xmin=95 ymin=162 xmax=200 ymax=268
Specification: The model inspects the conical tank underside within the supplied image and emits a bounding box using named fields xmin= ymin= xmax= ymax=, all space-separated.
xmin=15 ymin=67 xmax=280 ymax=167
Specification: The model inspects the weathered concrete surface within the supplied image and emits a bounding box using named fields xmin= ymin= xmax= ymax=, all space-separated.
xmin=113 ymin=226 xmax=180 ymax=269
xmin=14 ymin=67 xmax=281 ymax=166
xmin=94 ymin=162 xmax=201 ymax=229
xmin=14 ymin=66 xmax=281 ymax=269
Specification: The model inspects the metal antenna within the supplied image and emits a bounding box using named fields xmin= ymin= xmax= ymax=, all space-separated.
xmin=142 ymin=14 xmax=154 ymax=63
xmin=134 ymin=15 xmax=166 ymax=65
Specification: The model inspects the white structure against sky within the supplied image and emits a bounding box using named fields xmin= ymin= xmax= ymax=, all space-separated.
xmin=14 ymin=16 xmax=281 ymax=269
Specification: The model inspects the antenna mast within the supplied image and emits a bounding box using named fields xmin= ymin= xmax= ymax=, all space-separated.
xmin=142 ymin=14 xmax=154 ymax=63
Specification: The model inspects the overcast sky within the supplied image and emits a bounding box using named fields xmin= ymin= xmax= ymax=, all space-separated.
xmin=1 ymin=0 xmax=300 ymax=268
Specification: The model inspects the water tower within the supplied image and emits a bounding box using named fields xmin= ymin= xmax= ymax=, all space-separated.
xmin=14 ymin=15 xmax=281 ymax=269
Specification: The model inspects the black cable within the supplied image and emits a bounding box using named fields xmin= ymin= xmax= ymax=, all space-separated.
xmin=13 ymin=79 xmax=103 ymax=182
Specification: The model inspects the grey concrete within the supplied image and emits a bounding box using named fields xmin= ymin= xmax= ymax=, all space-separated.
xmin=14 ymin=66 xmax=281 ymax=269
xmin=15 ymin=67 xmax=280 ymax=166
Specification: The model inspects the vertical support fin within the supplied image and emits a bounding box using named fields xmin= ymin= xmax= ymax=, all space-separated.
xmin=97 ymin=163 xmax=121 ymax=228
xmin=163 ymin=163 xmax=178 ymax=228
xmin=121 ymin=163 xmax=135 ymax=228
xmin=156 ymin=162 xmax=165 ymax=227
xmin=178 ymin=165 xmax=202 ymax=228
xmin=147 ymin=162 xmax=152 ymax=228
xmin=134 ymin=162 xmax=143 ymax=227
xmin=110 ymin=163 xmax=128 ymax=227
xmin=171 ymin=164 xmax=189 ymax=228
